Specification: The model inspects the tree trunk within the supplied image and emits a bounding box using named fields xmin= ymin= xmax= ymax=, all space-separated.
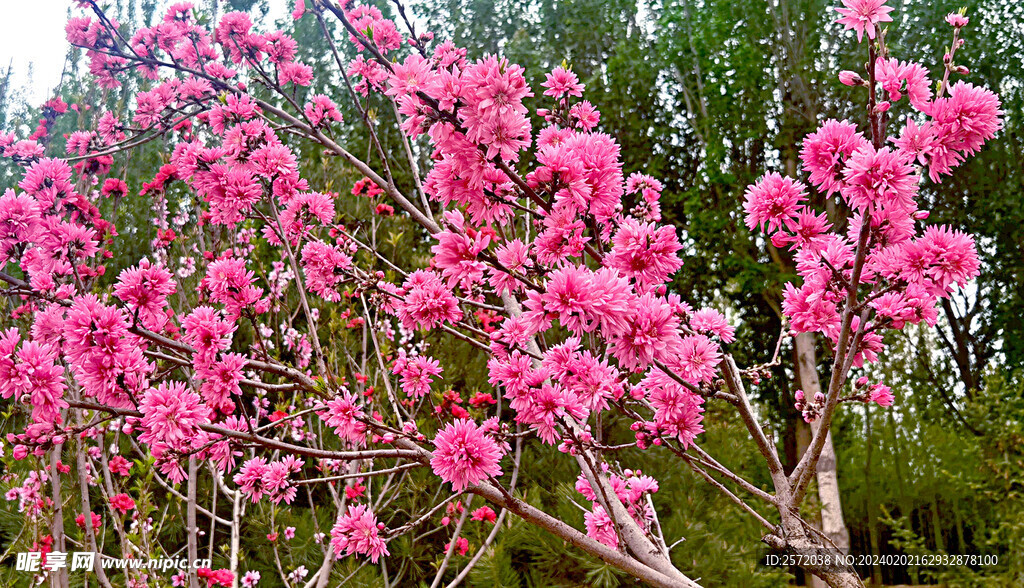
xmin=766 ymin=497 xmax=863 ymax=588
xmin=187 ymin=458 xmax=200 ymax=588
xmin=864 ymin=407 xmax=883 ymax=584
xmin=77 ymin=435 xmax=112 ymax=587
xmin=49 ymin=446 xmax=69 ymax=588
xmin=931 ymin=494 xmax=945 ymax=552
xmin=794 ymin=332 xmax=852 ymax=587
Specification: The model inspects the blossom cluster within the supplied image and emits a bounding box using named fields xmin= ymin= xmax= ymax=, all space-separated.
xmin=743 ymin=2 xmax=999 ymax=409
xmin=0 ymin=0 xmax=999 ymax=575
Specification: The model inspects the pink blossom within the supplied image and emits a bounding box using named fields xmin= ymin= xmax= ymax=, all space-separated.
xmin=100 ymin=178 xmax=128 ymax=198
xmin=570 ymin=101 xmax=600 ymax=131
xmin=138 ymin=382 xmax=211 ymax=449
xmin=524 ymin=266 xmax=635 ymax=337
xmin=431 ymin=211 xmax=490 ymax=290
xmin=562 ymin=352 xmax=623 ymax=412
xmin=304 ymin=94 xmax=343 ymax=128
xmin=457 ymin=55 xmax=533 ymax=161
xmin=0 ymin=331 xmax=68 ymax=425
xmin=263 ymin=458 xmax=303 ymax=504
xmin=945 ymin=12 xmax=968 ymax=28
xmin=869 ymin=383 xmax=894 ymax=406
xmin=0 ymin=190 xmax=42 ymax=264
xmin=512 ymin=383 xmax=588 ymax=444
xmin=395 ymin=270 xmax=463 ymax=331
xmin=584 ymin=504 xmax=618 ymax=548
xmin=386 ymin=54 xmax=436 ymax=98
xmin=321 ymin=392 xmax=368 ymax=445
xmin=641 ymin=370 xmax=706 ymax=447
xmin=197 ymin=352 xmax=246 ymax=414
xmin=470 ymin=506 xmax=497 ymax=523
xmin=917 ymin=225 xmax=980 ymax=292
xmin=264 ymin=31 xmax=298 ymax=65
xmin=430 ymin=419 xmax=503 ymax=491
xmin=109 ymin=493 xmax=136 ymax=514
xmin=626 ymin=173 xmax=664 ymax=221
xmin=923 ymin=82 xmax=1002 ymax=181
xmin=280 ymin=192 xmax=335 ymax=240
xmin=674 ymin=334 xmax=723 ymax=385
xmin=835 ymin=0 xmax=893 ymax=42
xmin=203 ymin=257 xmax=265 ymax=320
xmin=330 ymin=505 xmax=389 ymax=563
xmin=892 ymin=119 xmax=937 ymax=167
xmin=444 ymin=537 xmax=470 ymax=555
xmin=609 ymin=293 xmax=682 ymax=372
xmin=743 ymin=173 xmax=807 ymax=234
xmin=348 ymin=55 xmax=389 ymax=96
xmin=541 ymin=66 xmax=584 ymax=99
xmin=19 ymin=341 xmax=69 ymax=424
xmin=301 ymin=240 xmax=352 ymax=302
xmin=63 ymin=295 xmax=152 ymax=407
xmin=487 ymin=352 xmax=541 ymax=398
xmin=108 ymin=455 xmax=132 ymax=477
xmin=182 ymin=306 xmax=236 ymax=365
xmin=838 ymin=70 xmax=864 ymax=86
xmin=195 ymin=164 xmax=263 ymax=227
xmin=393 ymin=353 xmax=442 ymax=399
xmin=488 ymin=239 xmax=531 ymax=295
xmin=113 ymin=261 xmax=177 ymax=331
xmin=840 ymin=145 xmax=918 ymax=213
xmin=688 ymin=309 xmax=736 ymax=343
xmin=234 ymin=458 xmax=271 ymax=503
xmin=800 ymin=120 xmax=870 ymax=197
xmin=215 ymin=12 xmax=257 ymax=63
xmin=605 ymin=219 xmax=683 ymax=291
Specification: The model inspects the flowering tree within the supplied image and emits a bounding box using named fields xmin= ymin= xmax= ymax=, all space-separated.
xmin=0 ymin=0 xmax=1002 ymax=586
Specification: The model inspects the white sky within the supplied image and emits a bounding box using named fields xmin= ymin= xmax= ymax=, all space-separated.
xmin=1 ymin=0 xmax=71 ymax=104
xmin=0 ymin=0 xmax=293 ymax=105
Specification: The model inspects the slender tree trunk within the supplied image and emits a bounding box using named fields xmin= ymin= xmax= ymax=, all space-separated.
xmin=794 ymin=333 xmax=852 ymax=587
xmin=931 ymin=494 xmax=945 ymax=552
xmin=885 ymin=409 xmax=917 ymax=584
xmin=77 ymin=433 xmax=112 ymax=587
xmin=187 ymin=458 xmax=200 ymax=588
xmin=954 ymin=501 xmax=966 ymax=553
xmin=49 ymin=446 xmax=69 ymax=588
xmin=231 ymin=488 xmax=242 ymax=588
xmin=864 ymin=407 xmax=882 ymax=585
xmin=313 ymin=546 xmax=335 ymax=588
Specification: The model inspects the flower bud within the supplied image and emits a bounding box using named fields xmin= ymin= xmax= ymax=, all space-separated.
xmin=945 ymin=13 xmax=969 ymax=28
xmin=875 ymin=101 xmax=891 ymax=113
xmin=838 ymin=70 xmax=865 ymax=86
